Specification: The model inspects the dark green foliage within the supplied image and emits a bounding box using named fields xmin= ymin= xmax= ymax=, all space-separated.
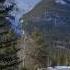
xmin=25 ymin=31 xmax=48 ymax=68
xmin=59 ymin=54 xmax=66 ymax=65
xmin=0 ymin=1 xmax=22 ymax=70
xmin=22 ymin=67 xmax=28 ymax=70
xmin=0 ymin=0 xmax=5 ymax=3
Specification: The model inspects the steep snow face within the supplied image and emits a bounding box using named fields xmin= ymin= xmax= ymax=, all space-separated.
xmin=5 ymin=0 xmax=41 ymax=36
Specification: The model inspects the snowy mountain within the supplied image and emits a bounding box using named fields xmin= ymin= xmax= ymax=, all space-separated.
xmin=23 ymin=0 xmax=70 ymax=20
xmin=55 ymin=0 xmax=70 ymax=5
xmin=23 ymin=0 xmax=70 ymax=38
xmin=55 ymin=0 xmax=67 ymax=5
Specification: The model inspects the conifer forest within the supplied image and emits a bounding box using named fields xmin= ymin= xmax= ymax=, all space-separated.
xmin=0 ymin=0 xmax=70 ymax=70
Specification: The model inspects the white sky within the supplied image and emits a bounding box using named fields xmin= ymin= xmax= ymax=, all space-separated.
xmin=15 ymin=0 xmax=41 ymax=13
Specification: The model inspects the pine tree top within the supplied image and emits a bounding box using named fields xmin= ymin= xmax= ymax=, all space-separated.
xmin=0 ymin=0 xmax=5 ymax=3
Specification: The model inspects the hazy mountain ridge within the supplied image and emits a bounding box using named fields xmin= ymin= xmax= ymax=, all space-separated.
xmin=23 ymin=0 xmax=70 ymax=20
xmin=23 ymin=0 xmax=70 ymax=33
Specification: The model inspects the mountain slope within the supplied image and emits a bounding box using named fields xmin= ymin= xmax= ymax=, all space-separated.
xmin=23 ymin=0 xmax=70 ymax=21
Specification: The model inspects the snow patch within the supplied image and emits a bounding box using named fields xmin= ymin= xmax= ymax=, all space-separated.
xmin=56 ymin=0 xmax=67 ymax=5
xmin=47 ymin=66 xmax=70 ymax=70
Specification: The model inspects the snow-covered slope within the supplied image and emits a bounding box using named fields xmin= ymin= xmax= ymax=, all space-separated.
xmin=55 ymin=0 xmax=67 ymax=5
xmin=55 ymin=0 xmax=70 ymax=5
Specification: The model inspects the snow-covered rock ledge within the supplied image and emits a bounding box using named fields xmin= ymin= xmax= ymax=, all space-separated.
xmin=38 ymin=66 xmax=70 ymax=70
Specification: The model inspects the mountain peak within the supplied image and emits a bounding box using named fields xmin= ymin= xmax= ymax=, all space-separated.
xmin=23 ymin=0 xmax=70 ymax=21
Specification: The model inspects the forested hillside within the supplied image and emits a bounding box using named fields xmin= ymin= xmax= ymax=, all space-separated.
xmin=23 ymin=0 xmax=70 ymax=70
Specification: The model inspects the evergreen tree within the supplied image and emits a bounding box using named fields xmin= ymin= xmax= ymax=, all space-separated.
xmin=0 ymin=1 xmax=22 ymax=70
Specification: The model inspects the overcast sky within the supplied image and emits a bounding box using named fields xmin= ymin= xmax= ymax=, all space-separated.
xmin=16 ymin=0 xmax=41 ymax=13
